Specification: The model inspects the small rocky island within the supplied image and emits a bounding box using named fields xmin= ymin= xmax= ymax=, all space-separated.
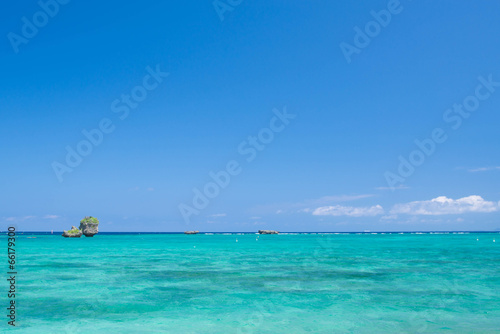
xmin=184 ymin=230 xmax=199 ymax=234
xmin=258 ymin=230 xmax=279 ymax=234
xmin=62 ymin=216 xmax=99 ymax=238
xmin=80 ymin=216 xmax=99 ymax=237
xmin=62 ymin=226 xmax=83 ymax=238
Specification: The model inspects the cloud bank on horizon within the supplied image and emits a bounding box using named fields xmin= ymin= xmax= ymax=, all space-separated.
xmin=311 ymin=195 xmax=499 ymax=218
xmin=390 ymin=196 xmax=499 ymax=215
xmin=313 ymin=205 xmax=384 ymax=217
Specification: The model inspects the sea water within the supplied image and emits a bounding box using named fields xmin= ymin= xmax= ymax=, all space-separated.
xmin=4 ymin=232 xmax=500 ymax=333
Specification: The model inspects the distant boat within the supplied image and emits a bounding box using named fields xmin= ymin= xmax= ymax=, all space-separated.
xmin=184 ymin=231 xmax=199 ymax=234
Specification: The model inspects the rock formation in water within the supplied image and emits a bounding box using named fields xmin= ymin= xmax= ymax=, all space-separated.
xmin=258 ymin=230 xmax=279 ymax=234
xmin=62 ymin=226 xmax=83 ymax=238
xmin=79 ymin=216 xmax=99 ymax=237
xmin=184 ymin=231 xmax=199 ymax=234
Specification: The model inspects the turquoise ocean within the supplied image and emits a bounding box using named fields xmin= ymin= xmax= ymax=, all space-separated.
xmin=4 ymin=232 xmax=500 ymax=333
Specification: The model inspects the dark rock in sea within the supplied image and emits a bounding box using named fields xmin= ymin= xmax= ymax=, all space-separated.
xmin=62 ymin=226 xmax=83 ymax=238
xmin=79 ymin=216 xmax=99 ymax=237
xmin=184 ymin=231 xmax=199 ymax=234
xmin=258 ymin=230 xmax=279 ymax=234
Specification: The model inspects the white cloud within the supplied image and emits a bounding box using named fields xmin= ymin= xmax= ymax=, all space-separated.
xmin=208 ymin=213 xmax=226 ymax=217
xmin=311 ymin=194 xmax=375 ymax=203
xmin=418 ymin=218 xmax=443 ymax=223
xmin=43 ymin=215 xmax=59 ymax=219
xmin=380 ymin=214 xmax=398 ymax=221
xmin=313 ymin=205 xmax=384 ymax=217
xmin=3 ymin=216 xmax=36 ymax=222
xmin=147 ymin=187 xmax=155 ymax=191
xmin=376 ymin=185 xmax=410 ymax=190
xmin=391 ymin=195 xmax=499 ymax=215
xmin=253 ymin=194 xmax=374 ymax=215
xmin=468 ymin=166 xmax=500 ymax=173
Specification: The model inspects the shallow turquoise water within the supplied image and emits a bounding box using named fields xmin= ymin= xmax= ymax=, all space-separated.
xmin=3 ymin=233 xmax=500 ymax=333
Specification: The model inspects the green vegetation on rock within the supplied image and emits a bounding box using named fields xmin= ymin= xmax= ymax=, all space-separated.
xmin=67 ymin=228 xmax=81 ymax=234
xmin=80 ymin=216 xmax=99 ymax=225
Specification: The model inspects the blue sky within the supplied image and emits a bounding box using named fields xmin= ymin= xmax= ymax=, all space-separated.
xmin=1 ymin=0 xmax=500 ymax=232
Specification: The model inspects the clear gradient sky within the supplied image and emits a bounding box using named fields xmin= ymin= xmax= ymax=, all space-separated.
xmin=1 ymin=0 xmax=500 ymax=232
